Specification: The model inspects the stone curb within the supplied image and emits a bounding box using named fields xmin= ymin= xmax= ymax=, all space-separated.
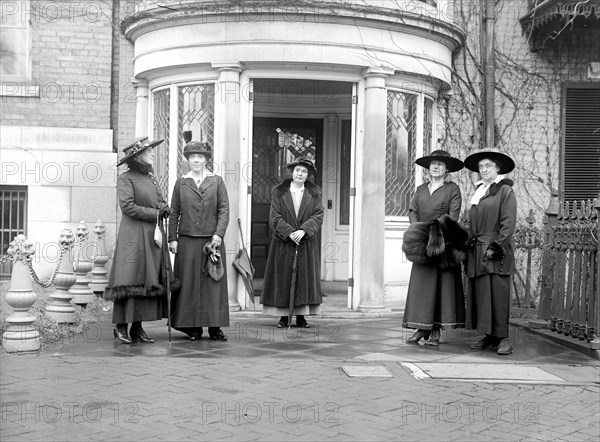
xmin=510 ymin=318 xmax=600 ymax=361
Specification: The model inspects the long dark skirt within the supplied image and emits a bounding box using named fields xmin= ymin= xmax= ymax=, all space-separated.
xmin=465 ymin=274 xmax=510 ymax=338
xmin=402 ymin=262 xmax=465 ymax=330
xmin=171 ymin=236 xmax=230 ymax=328
xmin=112 ymin=298 xmax=166 ymax=323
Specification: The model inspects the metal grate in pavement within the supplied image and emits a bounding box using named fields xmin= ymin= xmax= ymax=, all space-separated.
xmin=341 ymin=365 xmax=393 ymax=377
xmin=401 ymin=363 xmax=566 ymax=384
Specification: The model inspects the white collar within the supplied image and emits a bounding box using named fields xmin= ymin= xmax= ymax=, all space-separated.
xmin=470 ymin=175 xmax=504 ymax=205
xmin=183 ymin=171 xmax=214 ymax=180
xmin=289 ymin=183 xmax=305 ymax=193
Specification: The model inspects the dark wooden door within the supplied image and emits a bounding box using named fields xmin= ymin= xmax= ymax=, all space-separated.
xmin=251 ymin=117 xmax=323 ymax=278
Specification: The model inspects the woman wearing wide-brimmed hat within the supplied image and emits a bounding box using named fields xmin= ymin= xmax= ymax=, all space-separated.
xmin=402 ymin=150 xmax=467 ymax=345
xmin=168 ymin=141 xmax=230 ymax=341
xmin=261 ymin=155 xmax=324 ymax=328
xmin=463 ymin=148 xmax=517 ymax=355
xmin=104 ymin=136 xmax=172 ymax=344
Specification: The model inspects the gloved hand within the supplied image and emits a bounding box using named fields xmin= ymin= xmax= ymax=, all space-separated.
xmin=158 ymin=204 xmax=174 ymax=219
xmin=211 ymin=234 xmax=222 ymax=248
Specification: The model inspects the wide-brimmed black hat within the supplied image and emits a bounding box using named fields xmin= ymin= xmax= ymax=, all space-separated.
xmin=183 ymin=141 xmax=212 ymax=160
xmin=286 ymin=155 xmax=316 ymax=175
xmin=415 ymin=150 xmax=464 ymax=173
xmin=464 ymin=148 xmax=515 ymax=174
xmin=116 ymin=137 xmax=164 ymax=166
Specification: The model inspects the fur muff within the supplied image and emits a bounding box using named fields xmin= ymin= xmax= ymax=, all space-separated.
xmin=437 ymin=215 xmax=469 ymax=268
xmin=426 ymin=219 xmax=445 ymax=257
xmin=203 ymin=243 xmax=224 ymax=282
xmin=485 ymin=241 xmax=504 ymax=260
xmin=103 ymin=284 xmax=164 ymax=302
xmin=402 ymin=222 xmax=431 ymax=264
xmin=402 ymin=215 xmax=469 ymax=268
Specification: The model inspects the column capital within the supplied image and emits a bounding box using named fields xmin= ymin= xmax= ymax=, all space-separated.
xmin=361 ymin=66 xmax=394 ymax=79
xmin=131 ymin=77 xmax=149 ymax=88
xmin=211 ymin=62 xmax=244 ymax=73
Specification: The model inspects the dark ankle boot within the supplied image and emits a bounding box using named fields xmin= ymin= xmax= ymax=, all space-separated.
xmin=130 ymin=322 xmax=154 ymax=343
xmin=113 ymin=323 xmax=131 ymax=344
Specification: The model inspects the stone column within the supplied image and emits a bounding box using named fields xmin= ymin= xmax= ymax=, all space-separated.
xmin=132 ymin=78 xmax=149 ymax=137
xmin=356 ymin=68 xmax=392 ymax=313
xmin=213 ymin=62 xmax=243 ymax=311
xmin=69 ymin=221 xmax=95 ymax=306
xmin=45 ymin=227 xmax=77 ymax=323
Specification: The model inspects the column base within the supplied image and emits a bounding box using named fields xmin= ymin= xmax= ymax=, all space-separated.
xmin=229 ymin=303 xmax=242 ymax=312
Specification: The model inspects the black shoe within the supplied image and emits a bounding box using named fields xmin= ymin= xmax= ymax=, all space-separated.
xmin=208 ymin=328 xmax=228 ymax=341
xmin=185 ymin=330 xmax=203 ymax=341
xmin=296 ymin=320 xmax=311 ymax=328
xmin=406 ymin=329 xmax=430 ymax=344
xmin=113 ymin=324 xmax=131 ymax=344
xmin=470 ymin=335 xmax=495 ymax=350
xmin=130 ymin=323 xmax=154 ymax=343
xmin=277 ymin=316 xmax=289 ymax=328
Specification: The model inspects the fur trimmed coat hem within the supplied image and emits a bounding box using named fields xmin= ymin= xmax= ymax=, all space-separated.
xmin=103 ymin=284 xmax=164 ymax=302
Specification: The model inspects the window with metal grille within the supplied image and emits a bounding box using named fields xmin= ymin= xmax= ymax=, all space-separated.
xmin=0 ymin=186 xmax=27 ymax=278
xmin=562 ymin=83 xmax=600 ymax=202
xmin=385 ymin=91 xmax=418 ymax=216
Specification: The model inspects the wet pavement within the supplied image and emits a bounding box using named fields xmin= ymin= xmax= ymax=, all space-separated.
xmin=1 ymin=294 xmax=599 ymax=441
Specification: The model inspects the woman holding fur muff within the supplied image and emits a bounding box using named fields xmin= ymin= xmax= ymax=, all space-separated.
xmin=463 ymin=149 xmax=517 ymax=355
xmin=168 ymin=141 xmax=230 ymax=342
xmin=401 ymin=150 xmax=467 ymax=345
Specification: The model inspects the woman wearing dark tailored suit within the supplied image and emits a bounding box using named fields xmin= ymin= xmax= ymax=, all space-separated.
xmin=402 ymin=150 xmax=466 ymax=346
xmin=464 ymin=148 xmax=517 ymax=355
xmin=261 ymin=156 xmax=324 ymax=328
xmin=104 ymin=137 xmax=172 ymax=344
xmin=168 ymin=141 xmax=230 ymax=341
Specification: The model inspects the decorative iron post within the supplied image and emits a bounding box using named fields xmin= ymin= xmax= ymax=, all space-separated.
xmin=69 ymin=221 xmax=95 ymax=306
xmin=89 ymin=220 xmax=109 ymax=295
xmin=45 ymin=227 xmax=77 ymax=323
xmin=2 ymin=235 xmax=41 ymax=352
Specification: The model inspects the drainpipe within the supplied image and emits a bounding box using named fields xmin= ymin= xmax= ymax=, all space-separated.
xmin=483 ymin=0 xmax=496 ymax=148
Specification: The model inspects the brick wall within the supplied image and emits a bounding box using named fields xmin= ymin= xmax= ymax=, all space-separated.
xmin=1 ymin=1 xmax=114 ymax=129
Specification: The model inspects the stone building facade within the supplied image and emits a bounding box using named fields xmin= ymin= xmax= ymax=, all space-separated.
xmin=1 ymin=0 xmax=598 ymax=311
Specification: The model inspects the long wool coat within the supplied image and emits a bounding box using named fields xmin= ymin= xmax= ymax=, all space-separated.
xmin=104 ymin=162 xmax=166 ymax=320
xmin=465 ymin=178 xmax=517 ymax=337
xmin=261 ymin=179 xmax=324 ymax=309
xmin=402 ymin=181 xmax=465 ymax=330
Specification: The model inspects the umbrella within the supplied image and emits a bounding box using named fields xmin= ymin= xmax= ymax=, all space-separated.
xmin=159 ymin=217 xmax=172 ymax=343
xmin=288 ymin=244 xmax=300 ymax=330
xmin=232 ymin=218 xmax=256 ymax=309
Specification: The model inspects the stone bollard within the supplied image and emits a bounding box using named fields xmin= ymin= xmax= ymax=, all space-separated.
xmin=2 ymin=235 xmax=41 ymax=352
xmin=89 ymin=220 xmax=109 ymax=295
xmin=45 ymin=227 xmax=77 ymax=323
xmin=69 ymin=221 xmax=95 ymax=306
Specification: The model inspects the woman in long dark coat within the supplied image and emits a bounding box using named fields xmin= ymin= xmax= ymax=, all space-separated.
xmin=168 ymin=141 xmax=230 ymax=341
xmin=402 ymin=150 xmax=466 ymax=345
xmin=262 ymin=156 xmax=324 ymax=328
xmin=104 ymin=137 xmax=170 ymax=344
xmin=464 ymin=149 xmax=517 ymax=355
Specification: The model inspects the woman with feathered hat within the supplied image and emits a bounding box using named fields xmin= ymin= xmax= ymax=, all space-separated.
xmin=401 ymin=150 xmax=467 ymax=345
xmin=104 ymin=137 xmax=172 ymax=344
xmin=463 ymin=148 xmax=517 ymax=355
xmin=261 ymin=156 xmax=324 ymax=328
xmin=168 ymin=141 xmax=230 ymax=341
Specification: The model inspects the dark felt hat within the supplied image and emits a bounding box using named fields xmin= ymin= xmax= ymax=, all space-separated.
xmin=464 ymin=148 xmax=515 ymax=174
xmin=117 ymin=137 xmax=164 ymax=167
xmin=286 ymin=155 xmax=317 ymax=175
xmin=183 ymin=141 xmax=212 ymax=160
xmin=415 ymin=150 xmax=464 ymax=173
